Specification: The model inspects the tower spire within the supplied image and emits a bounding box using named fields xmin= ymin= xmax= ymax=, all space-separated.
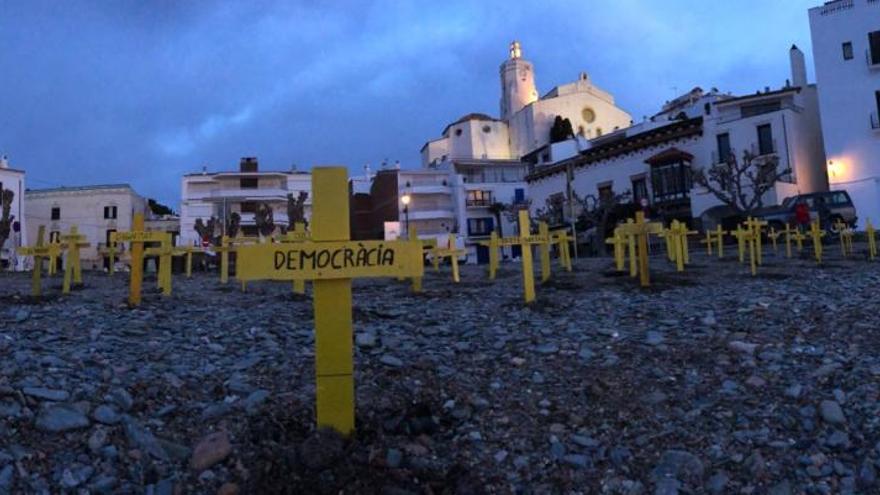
xmin=509 ymin=40 xmax=522 ymax=60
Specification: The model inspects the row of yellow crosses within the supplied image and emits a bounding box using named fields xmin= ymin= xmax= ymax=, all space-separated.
xmin=10 ymin=168 xmax=571 ymax=439
xmin=605 ymin=212 xmax=877 ymax=287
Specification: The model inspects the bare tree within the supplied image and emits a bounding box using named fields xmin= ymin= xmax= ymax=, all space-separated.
xmin=533 ymin=195 xmax=566 ymax=227
xmin=692 ymin=150 xmax=790 ymax=215
xmin=0 ymin=189 xmax=14 ymax=259
xmin=504 ymin=199 xmax=533 ymax=234
xmin=226 ymin=212 xmax=241 ymax=239
xmin=286 ymin=192 xmax=309 ymax=231
xmin=575 ymin=189 xmax=632 ymax=256
xmin=254 ymin=203 xmax=275 ymax=238
xmin=194 ymin=217 xmax=219 ymax=245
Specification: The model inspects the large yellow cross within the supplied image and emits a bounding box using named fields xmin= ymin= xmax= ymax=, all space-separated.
xmin=550 ymin=229 xmax=573 ymax=272
xmin=477 ymin=231 xmax=501 ymax=280
xmin=744 ymin=217 xmax=767 ymax=266
xmin=111 ymin=214 xmax=167 ymax=306
xmin=605 ymin=227 xmax=627 ymax=272
xmin=428 ymin=234 xmax=467 ymax=283
xmin=834 ymin=220 xmax=854 ymax=258
xmin=808 ymin=220 xmax=825 ymax=264
xmin=144 ymin=232 xmax=174 ymax=296
xmin=60 ymin=226 xmax=89 ymax=294
xmin=17 ymin=226 xmax=48 ymax=297
xmin=235 ymin=167 xmax=423 ymax=435
xmin=616 ymin=211 xmax=663 ymax=287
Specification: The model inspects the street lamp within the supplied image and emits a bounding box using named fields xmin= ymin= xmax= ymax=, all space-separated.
xmin=401 ymin=193 xmax=411 ymax=235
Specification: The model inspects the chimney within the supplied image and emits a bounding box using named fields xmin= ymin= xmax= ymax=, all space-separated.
xmin=790 ymin=44 xmax=807 ymax=87
xmin=240 ymin=157 xmax=258 ymax=173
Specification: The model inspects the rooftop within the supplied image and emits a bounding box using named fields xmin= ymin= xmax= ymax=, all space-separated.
xmin=25 ymin=183 xmax=135 ymax=194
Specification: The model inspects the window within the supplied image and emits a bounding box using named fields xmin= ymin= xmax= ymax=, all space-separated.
xmin=716 ymin=133 xmax=731 ymax=163
xmin=240 ymin=202 xmax=257 ymax=213
xmin=482 ymin=125 xmax=491 ymax=133
xmin=51 ymin=207 xmax=60 ymax=220
xmin=466 ymin=190 xmax=493 ymax=207
xmin=598 ymin=184 xmax=613 ymax=202
xmin=631 ymin=177 xmax=648 ymax=204
xmin=514 ymin=188 xmax=525 ymax=203
xmin=582 ymin=107 xmax=596 ymax=123
xmin=842 ymin=41 xmax=854 ymax=61
xmin=454 ymin=128 xmax=463 ymax=136
xmin=757 ymin=124 xmax=774 ymax=155
xmin=870 ymin=31 xmax=880 ymax=65
xmin=103 ymin=206 xmax=117 ymax=219
xmin=467 ymin=218 xmax=494 ymax=236
xmin=240 ymin=177 xmax=258 ymax=189
xmin=650 ymin=161 xmax=692 ymax=203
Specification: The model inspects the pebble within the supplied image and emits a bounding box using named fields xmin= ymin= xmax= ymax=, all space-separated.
xmin=819 ymin=400 xmax=846 ymax=425
xmin=35 ymin=404 xmax=90 ymax=432
xmin=380 ymin=355 xmax=404 ymax=367
xmin=92 ymin=405 xmax=120 ymax=425
xmin=22 ymin=387 xmax=70 ymax=402
xmin=191 ymin=431 xmax=232 ymax=471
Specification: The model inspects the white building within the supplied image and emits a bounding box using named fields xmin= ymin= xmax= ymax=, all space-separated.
xmin=24 ymin=184 xmax=148 ymax=269
xmin=179 ymin=157 xmax=312 ymax=247
xmin=0 ymin=156 xmax=26 ymax=270
xmin=527 ymin=46 xmax=828 ymax=230
xmin=809 ymin=0 xmax=880 ymax=227
xmin=407 ymin=42 xmax=632 ymax=262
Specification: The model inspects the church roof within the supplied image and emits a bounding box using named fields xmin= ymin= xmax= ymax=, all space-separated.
xmin=442 ymin=113 xmax=500 ymax=135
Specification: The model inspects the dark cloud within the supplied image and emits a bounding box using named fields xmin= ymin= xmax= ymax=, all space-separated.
xmin=0 ymin=0 xmax=819 ymax=206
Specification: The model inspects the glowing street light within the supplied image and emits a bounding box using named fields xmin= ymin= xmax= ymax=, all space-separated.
xmin=401 ymin=193 xmax=411 ymax=235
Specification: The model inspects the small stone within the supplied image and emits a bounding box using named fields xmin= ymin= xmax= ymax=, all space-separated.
xmin=0 ymin=399 xmax=22 ymax=418
xmin=494 ymin=450 xmax=508 ymax=463
xmin=826 ymin=430 xmax=850 ymax=449
xmin=218 ymin=482 xmax=240 ymax=495
xmin=728 ymin=341 xmax=758 ymax=355
xmin=645 ymin=331 xmax=665 ymax=346
xmin=242 ymin=389 xmax=270 ymax=414
xmin=859 ymin=460 xmax=877 ymax=488
xmin=0 ymin=465 xmax=13 ymax=491
xmin=107 ymin=388 xmax=134 ymax=411
xmin=22 ymin=387 xmax=70 ymax=402
xmin=92 ymin=405 xmax=120 ymax=425
xmin=652 ymin=450 xmax=704 ymax=483
xmin=386 ymin=448 xmax=403 ymax=468
xmin=562 ymin=454 xmax=589 ymax=468
xmin=706 ymin=472 xmax=729 ymax=493
xmin=88 ymin=427 xmax=109 ymax=452
xmin=654 ymin=478 xmax=681 ymax=495
xmin=768 ymin=479 xmax=792 ymax=495
xmin=535 ymin=343 xmax=559 ymax=354
xmin=549 ymin=441 xmax=566 ymax=459
xmin=35 ymin=404 xmax=90 ymax=432
xmin=191 ymin=431 xmax=232 ymax=471
xmin=14 ymin=309 xmax=29 ymax=323
xmin=355 ymin=333 xmax=378 ymax=348
xmin=785 ymin=384 xmax=803 ymax=398
xmin=819 ymin=400 xmax=846 ymax=425
xmin=380 ymin=355 xmax=403 ymax=368
xmin=745 ymin=375 xmax=766 ymax=388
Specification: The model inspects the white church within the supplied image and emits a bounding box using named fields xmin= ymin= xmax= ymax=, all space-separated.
xmin=421 ymin=41 xmax=633 ymax=166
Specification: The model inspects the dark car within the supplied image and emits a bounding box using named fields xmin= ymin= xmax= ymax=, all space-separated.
xmin=753 ymin=190 xmax=857 ymax=231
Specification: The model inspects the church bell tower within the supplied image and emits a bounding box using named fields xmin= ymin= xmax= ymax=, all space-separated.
xmin=500 ymin=41 xmax=538 ymax=121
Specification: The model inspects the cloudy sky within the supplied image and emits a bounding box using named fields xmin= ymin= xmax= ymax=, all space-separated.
xmin=1 ymin=0 xmax=821 ymax=208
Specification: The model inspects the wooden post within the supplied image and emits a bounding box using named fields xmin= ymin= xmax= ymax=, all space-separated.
xmin=293 ymin=223 xmax=307 ymax=294
xmin=626 ymin=220 xmax=638 ymax=278
xmin=538 ymin=222 xmax=551 ymax=283
xmin=408 ymin=227 xmax=423 ymax=292
xmin=220 ymin=235 xmax=230 ymax=284
xmin=130 ymin=214 xmax=145 ymax=306
xmin=636 ymin=212 xmax=650 ymax=287
xmin=605 ymin=228 xmax=626 ymax=272
xmin=518 ymin=210 xmax=536 ymax=303
xmin=868 ymin=219 xmax=877 ymax=260
xmin=485 ymin=231 xmax=499 ymax=280
xmin=185 ymin=248 xmax=193 ymax=278
xmin=312 ymin=167 xmax=355 ymax=435
xmin=809 ymin=220 xmax=824 ymax=264
xmin=449 ymin=234 xmax=461 ymax=283
xmin=28 ymin=226 xmax=46 ymax=297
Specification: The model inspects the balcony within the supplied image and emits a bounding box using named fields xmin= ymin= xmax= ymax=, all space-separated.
xmin=409 ymin=184 xmax=451 ymax=194
xmin=407 ymin=209 xmax=455 ymax=221
xmin=466 ymin=198 xmax=493 ymax=208
xmin=187 ymin=188 xmax=292 ymax=202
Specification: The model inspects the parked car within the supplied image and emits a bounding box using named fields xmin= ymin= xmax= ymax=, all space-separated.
xmin=753 ymin=190 xmax=857 ymax=232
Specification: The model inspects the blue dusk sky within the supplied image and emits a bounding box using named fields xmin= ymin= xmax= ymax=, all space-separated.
xmin=0 ymin=0 xmax=821 ymax=208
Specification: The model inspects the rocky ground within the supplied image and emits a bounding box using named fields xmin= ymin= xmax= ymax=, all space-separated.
xmin=1 ymin=242 xmax=880 ymax=494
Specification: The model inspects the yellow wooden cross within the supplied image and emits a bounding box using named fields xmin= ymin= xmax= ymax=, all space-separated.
xmin=235 ymin=167 xmax=424 ymax=435
xmin=701 ymin=226 xmax=726 ymax=258
xmin=731 ymin=225 xmax=750 ymax=263
xmin=477 ymin=232 xmax=501 ymax=280
xmin=617 ymin=212 xmax=663 ymax=287
xmin=834 ymin=220 xmax=854 ymax=258
xmin=46 ymin=239 xmax=62 ymax=276
xmin=744 ymin=217 xmax=767 ymax=265
xmin=808 ymin=220 xmax=825 ymax=264
xmin=17 ymin=226 xmax=49 ymax=297
xmin=538 ymin=222 xmax=552 ymax=283
xmin=60 ymin=226 xmax=89 ymax=294
xmin=605 ymin=227 xmax=627 ymax=272
xmin=767 ymin=227 xmax=780 ymax=254
xmin=98 ymin=242 xmax=119 ymax=276
xmin=428 ymin=234 xmax=467 ymax=282
xmin=777 ymin=224 xmax=797 ymax=258
xmin=171 ymin=246 xmax=202 ymax=278
xmin=516 ymin=210 xmax=536 ymax=302
xmin=111 ymin=214 xmax=167 ymax=306
xmin=144 ymin=233 xmax=174 ymax=296
xmin=867 ymin=219 xmax=877 ymax=260
xmin=550 ymin=229 xmax=573 ymax=272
